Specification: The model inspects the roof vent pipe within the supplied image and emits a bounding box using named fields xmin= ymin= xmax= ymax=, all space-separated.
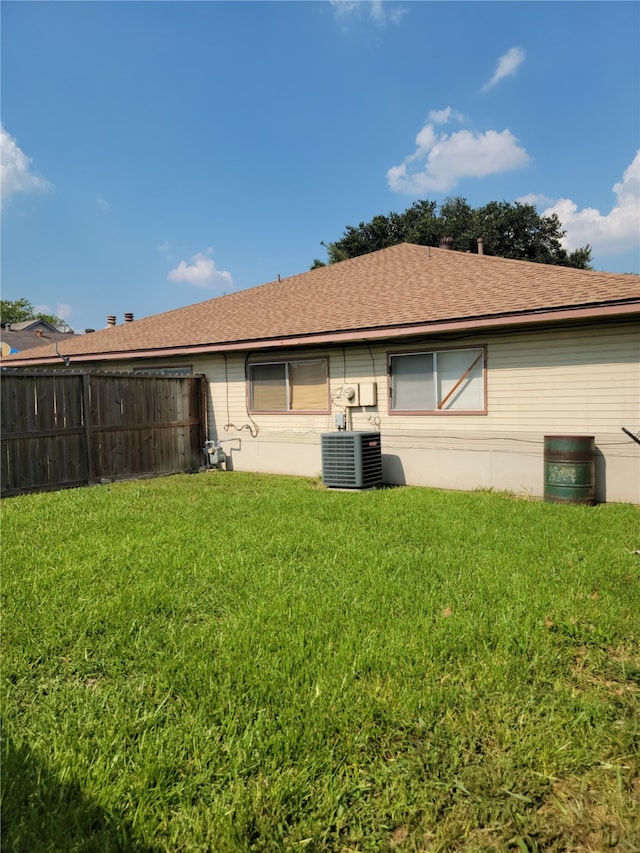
xmin=124 ymin=312 xmax=134 ymax=323
xmin=439 ymin=236 xmax=454 ymax=250
xmin=477 ymin=237 xmax=484 ymax=256
xmin=107 ymin=315 xmax=116 ymax=327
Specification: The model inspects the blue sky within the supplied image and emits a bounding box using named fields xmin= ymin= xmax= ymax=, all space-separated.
xmin=2 ymin=0 xmax=639 ymax=333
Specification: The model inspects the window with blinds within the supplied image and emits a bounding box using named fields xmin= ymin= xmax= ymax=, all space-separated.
xmin=249 ymin=359 xmax=328 ymax=412
xmin=389 ymin=347 xmax=485 ymax=412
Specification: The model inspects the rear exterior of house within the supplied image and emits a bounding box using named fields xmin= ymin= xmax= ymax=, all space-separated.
xmin=60 ymin=319 xmax=640 ymax=503
xmin=4 ymin=244 xmax=639 ymax=502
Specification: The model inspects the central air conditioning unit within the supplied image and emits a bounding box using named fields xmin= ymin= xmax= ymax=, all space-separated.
xmin=321 ymin=431 xmax=382 ymax=489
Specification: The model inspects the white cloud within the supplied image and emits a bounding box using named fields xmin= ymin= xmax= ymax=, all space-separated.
xmin=96 ymin=195 xmax=110 ymax=211
xmin=483 ymin=47 xmax=525 ymax=90
xmin=427 ymin=107 xmax=465 ymax=126
xmin=388 ymin=108 xmax=530 ymax=194
xmin=0 ymin=124 xmax=51 ymax=207
xmin=330 ymin=0 xmax=358 ymax=15
xmin=540 ymin=151 xmax=640 ymax=256
xmin=330 ymin=0 xmax=405 ymax=26
xmin=168 ymin=248 xmax=233 ymax=290
xmin=516 ymin=192 xmax=556 ymax=209
xmin=34 ymin=303 xmax=73 ymax=322
xmin=56 ymin=303 xmax=73 ymax=321
xmin=157 ymin=239 xmax=175 ymax=263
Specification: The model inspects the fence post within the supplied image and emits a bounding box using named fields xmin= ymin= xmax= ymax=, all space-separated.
xmin=198 ymin=374 xmax=208 ymax=453
xmin=82 ymin=372 xmax=95 ymax=485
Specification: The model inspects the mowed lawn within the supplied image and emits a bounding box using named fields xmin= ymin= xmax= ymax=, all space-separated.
xmin=2 ymin=472 xmax=639 ymax=852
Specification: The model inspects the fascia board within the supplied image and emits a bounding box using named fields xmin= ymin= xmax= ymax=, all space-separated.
xmin=4 ymin=302 xmax=639 ymax=366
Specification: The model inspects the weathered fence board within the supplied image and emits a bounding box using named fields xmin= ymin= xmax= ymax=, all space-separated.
xmin=1 ymin=370 xmax=207 ymax=496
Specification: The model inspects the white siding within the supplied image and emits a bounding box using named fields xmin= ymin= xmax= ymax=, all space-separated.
xmin=88 ymin=321 xmax=640 ymax=502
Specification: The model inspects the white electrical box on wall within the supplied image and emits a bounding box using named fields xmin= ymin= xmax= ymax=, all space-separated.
xmin=359 ymin=383 xmax=377 ymax=407
xmin=343 ymin=383 xmax=377 ymax=407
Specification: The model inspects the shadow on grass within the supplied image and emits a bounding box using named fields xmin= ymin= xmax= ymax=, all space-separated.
xmin=1 ymin=736 xmax=161 ymax=853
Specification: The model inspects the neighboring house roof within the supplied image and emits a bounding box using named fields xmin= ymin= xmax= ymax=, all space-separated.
xmin=4 ymin=243 xmax=640 ymax=366
xmin=0 ymin=328 xmax=75 ymax=357
xmin=5 ymin=319 xmax=72 ymax=333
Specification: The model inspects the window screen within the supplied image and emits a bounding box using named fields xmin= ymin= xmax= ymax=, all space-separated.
xmin=249 ymin=359 xmax=328 ymax=412
xmin=391 ymin=352 xmax=435 ymax=411
xmin=436 ymin=349 xmax=484 ymax=411
xmin=289 ymin=360 xmax=327 ymax=410
xmin=250 ymin=363 xmax=287 ymax=411
xmin=390 ymin=348 xmax=484 ymax=412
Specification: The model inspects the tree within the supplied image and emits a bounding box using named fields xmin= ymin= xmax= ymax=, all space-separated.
xmin=314 ymin=197 xmax=592 ymax=269
xmin=0 ymin=298 xmax=63 ymax=327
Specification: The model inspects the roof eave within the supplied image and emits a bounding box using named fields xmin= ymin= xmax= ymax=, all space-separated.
xmin=4 ymin=301 xmax=639 ymax=366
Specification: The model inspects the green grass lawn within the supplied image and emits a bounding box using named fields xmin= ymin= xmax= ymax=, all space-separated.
xmin=2 ymin=473 xmax=639 ymax=852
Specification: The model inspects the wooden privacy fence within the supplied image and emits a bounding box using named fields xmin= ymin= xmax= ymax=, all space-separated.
xmin=1 ymin=370 xmax=207 ymax=497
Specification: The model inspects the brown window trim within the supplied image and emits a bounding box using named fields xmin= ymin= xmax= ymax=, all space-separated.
xmin=247 ymin=357 xmax=330 ymax=414
xmin=387 ymin=345 xmax=487 ymax=415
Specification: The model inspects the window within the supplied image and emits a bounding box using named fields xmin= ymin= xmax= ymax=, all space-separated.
xmin=389 ymin=347 xmax=485 ymax=413
xmin=249 ymin=359 xmax=328 ymax=412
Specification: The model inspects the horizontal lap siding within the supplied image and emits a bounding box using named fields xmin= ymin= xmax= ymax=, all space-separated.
xmin=85 ymin=322 xmax=638 ymax=499
xmin=372 ymin=324 xmax=638 ymax=500
xmin=168 ymin=326 xmax=638 ymax=445
xmin=485 ymin=325 xmax=639 ymax=434
xmin=205 ymin=351 xmax=346 ymax=438
xmin=90 ymin=325 xmax=639 ymax=440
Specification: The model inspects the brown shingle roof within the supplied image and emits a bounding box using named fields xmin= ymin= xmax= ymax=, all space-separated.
xmin=0 ymin=329 xmax=75 ymax=354
xmin=5 ymin=243 xmax=640 ymax=365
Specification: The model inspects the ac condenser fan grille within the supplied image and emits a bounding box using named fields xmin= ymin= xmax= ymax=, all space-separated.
xmin=321 ymin=432 xmax=382 ymax=489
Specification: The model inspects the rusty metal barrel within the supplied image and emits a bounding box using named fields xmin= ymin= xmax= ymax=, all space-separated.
xmin=544 ymin=435 xmax=595 ymax=505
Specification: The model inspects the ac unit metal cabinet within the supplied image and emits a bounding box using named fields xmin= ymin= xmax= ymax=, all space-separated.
xmin=321 ymin=431 xmax=382 ymax=489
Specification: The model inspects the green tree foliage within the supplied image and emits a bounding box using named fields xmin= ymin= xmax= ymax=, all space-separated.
xmin=0 ymin=298 xmax=63 ymax=327
xmin=315 ymin=197 xmax=592 ymax=269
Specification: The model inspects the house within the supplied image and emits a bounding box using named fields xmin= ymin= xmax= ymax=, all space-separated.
xmin=0 ymin=319 xmax=75 ymax=357
xmin=4 ymin=242 xmax=640 ymax=502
